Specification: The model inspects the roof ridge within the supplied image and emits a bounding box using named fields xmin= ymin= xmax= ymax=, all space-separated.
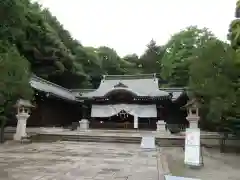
xmin=70 ymin=88 xmax=96 ymax=91
xmin=31 ymin=75 xmax=72 ymax=92
xmin=103 ymin=73 xmax=157 ymax=80
xmin=70 ymin=89 xmax=96 ymax=93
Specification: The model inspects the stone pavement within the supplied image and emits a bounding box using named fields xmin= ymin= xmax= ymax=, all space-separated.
xmin=0 ymin=142 xmax=166 ymax=180
xmin=163 ymin=147 xmax=240 ymax=180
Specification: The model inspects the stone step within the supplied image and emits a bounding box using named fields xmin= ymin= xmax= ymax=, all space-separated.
xmin=31 ymin=134 xmax=185 ymax=147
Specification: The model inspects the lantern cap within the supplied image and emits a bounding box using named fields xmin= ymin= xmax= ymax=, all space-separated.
xmin=14 ymin=99 xmax=34 ymax=108
xmin=182 ymin=98 xmax=200 ymax=109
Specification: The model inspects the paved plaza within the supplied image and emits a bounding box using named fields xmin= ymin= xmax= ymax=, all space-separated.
xmin=0 ymin=142 xmax=165 ymax=180
xmin=164 ymin=147 xmax=240 ymax=180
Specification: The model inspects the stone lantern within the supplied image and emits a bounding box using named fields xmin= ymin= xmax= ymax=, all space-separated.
xmin=79 ymin=103 xmax=89 ymax=131
xmin=183 ymin=98 xmax=203 ymax=168
xmin=184 ymin=98 xmax=200 ymax=129
xmin=13 ymin=99 xmax=34 ymax=141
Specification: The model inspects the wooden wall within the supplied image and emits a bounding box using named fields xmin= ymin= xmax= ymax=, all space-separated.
xmin=27 ymin=96 xmax=81 ymax=127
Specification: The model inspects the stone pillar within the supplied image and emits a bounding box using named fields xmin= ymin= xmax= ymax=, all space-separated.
xmin=14 ymin=113 xmax=29 ymax=141
xmin=134 ymin=114 xmax=138 ymax=129
xmin=185 ymin=112 xmax=202 ymax=167
xmin=79 ymin=119 xmax=89 ymax=131
xmin=156 ymin=120 xmax=168 ymax=133
xmin=186 ymin=115 xmax=200 ymax=129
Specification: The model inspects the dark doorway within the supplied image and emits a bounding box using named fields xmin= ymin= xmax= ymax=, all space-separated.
xmin=138 ymin=117 xmax=157 ymax=130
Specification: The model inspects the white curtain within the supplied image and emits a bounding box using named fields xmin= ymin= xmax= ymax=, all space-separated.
xmin=91 ymin=104 xmax=157 ymax=118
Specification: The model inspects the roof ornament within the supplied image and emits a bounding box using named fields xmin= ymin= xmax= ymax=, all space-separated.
xmin=153 ymin=73 xmax=156 ymax=81
xmin=102 ymin=75 xmax=106 ymax=82
xmin=114 ymin=82 xmax=128 ymax=88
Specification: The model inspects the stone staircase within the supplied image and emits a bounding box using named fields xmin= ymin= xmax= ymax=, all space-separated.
xmin=31 ymin=133 xmax=185 ymax=147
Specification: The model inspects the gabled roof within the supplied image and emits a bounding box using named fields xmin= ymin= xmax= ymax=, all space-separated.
xmin=29 ymin=74 xmax=187 ymax=102
xmin=79 ymin=74 xmax=170 ymax=98
xmin=30 ymin=75 xmax=76 ymax=101
xmin=159 ymin=88 xmax=187 ymax=101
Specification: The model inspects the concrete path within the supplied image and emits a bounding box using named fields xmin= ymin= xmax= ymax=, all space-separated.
xmin=0 ymin=142 xmax=167 ymax=180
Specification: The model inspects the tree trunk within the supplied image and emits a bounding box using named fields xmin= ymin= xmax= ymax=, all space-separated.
xmin=0 ymin=119 xmax=6 ymax=144
xmin=0 ymin=126 xmax=4 ymax=143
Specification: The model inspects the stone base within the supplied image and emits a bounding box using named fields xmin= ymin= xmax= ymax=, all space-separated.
xmin=185 ymin=162 xmax=204 ymax=169
xmin=13 ymin=134 xmax=23 ymax=141
xmin=156 ymin=121 xmax=170 ymax=135
xmin=79 ymin=119 xmax=89 ymax=131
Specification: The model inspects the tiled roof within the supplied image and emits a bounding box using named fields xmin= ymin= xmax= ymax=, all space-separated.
xmin=30 ymin=75 xmax=76 ymax=101
xmin=29 ymin=75 xmax=187 ymax=102
xmin=159 ymin=88 xmax=186 ymax=101
xmin=102 ymin=73 xmax=157 ymax=80
xmin=80 ymin=77 xmax=170 ymax=97
xmin=70 ymin=89 xmax=96 ymax=97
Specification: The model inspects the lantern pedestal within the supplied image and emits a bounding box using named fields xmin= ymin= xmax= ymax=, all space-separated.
xmin=156 ymin=120 xmax=169 ymax=135
xmin=78 ymin=119 xmax=89 ymax=131
xmin=14 ymin=113 xmax=30 ymax=141
xmin=186 ymin=115 xmax=200 ymax=129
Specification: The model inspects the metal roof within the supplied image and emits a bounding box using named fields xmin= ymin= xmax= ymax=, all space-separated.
xmin=30 ymin=75 xmax=76 ymax=101
xmin=29 ymin=75 xmax=186 ymax=102
xmin=79 ymin=77 xmax=170 ymax=97
xmin=102 ymin=73 xmax=157 ymax=80
xmin=159 ymin=88 xmax=186 ymax=101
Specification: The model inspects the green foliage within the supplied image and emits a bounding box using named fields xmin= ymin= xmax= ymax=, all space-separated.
xmin=224 ymin=1 xmax=240 ymax=133
xmin=161 ymin=26 xmax=215 ymax=87
xmin=139 ymin=39 xmax=164 ymax=74
xmin=189 ymin=40 xmax=238 ymax=123
xmin=0 ymin=41 xmax=33 ymax=126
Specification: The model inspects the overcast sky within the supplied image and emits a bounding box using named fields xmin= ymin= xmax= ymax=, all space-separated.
xmin=37 ymin=0 xmax=236 ymax=57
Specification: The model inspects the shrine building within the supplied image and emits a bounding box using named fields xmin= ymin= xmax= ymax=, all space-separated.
xmin=16 ymin=74 xmax=189 ymax=131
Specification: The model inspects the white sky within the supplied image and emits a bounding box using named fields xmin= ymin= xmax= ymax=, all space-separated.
xmin=37 ymin=0 xmax=236 ymax=57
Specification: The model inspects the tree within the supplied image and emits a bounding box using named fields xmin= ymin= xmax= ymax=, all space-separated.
xmin=139 ymin=39 xmax=163 ymax=74
xmin=225 ymin=0 xmax=240 ymax=129
xmin=161 ymin=26 xmax=215 ymax=87
xmin=0 ymin=41 xmax=33 ymax=143
xmin=121 ymin=54 xmax=142 ymax=74
xmin=189 ymin=40 xmax=238 ymax=125
xmin=97 ymin=46 xmax=124 ymax=75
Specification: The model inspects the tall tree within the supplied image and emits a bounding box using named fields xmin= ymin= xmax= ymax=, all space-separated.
xmin=122 ymin=54 xmax=142 ymax=74
xmin=189 ymin=40 xmax=238 ymax=124
xmin=139 ymin=39 xmax=163 ymax=74
xmin=226 ymin=0 xmax=240 ymax=123
xmin=97 ymin=46 xmax=124 ymax=75
xmin=161 ymin=26 xmax=215 ymax=87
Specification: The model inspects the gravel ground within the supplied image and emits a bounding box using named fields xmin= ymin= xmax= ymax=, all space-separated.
xmin=0 ymin=141 xmax=165 ymax=180
xmin=163 ymin=147 xmax=240 ymax=180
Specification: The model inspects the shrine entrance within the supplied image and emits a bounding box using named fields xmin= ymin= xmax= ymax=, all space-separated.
xmin=90 ymin=110 xmax=134 ymax=129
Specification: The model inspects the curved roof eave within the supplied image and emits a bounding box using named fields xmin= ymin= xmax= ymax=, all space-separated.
xmin=104 ymin=87 xmax=140 ymax=97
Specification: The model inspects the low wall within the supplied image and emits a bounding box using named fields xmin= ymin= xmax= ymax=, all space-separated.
xmin=201 ymin=137 xmax=240 ymax=148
